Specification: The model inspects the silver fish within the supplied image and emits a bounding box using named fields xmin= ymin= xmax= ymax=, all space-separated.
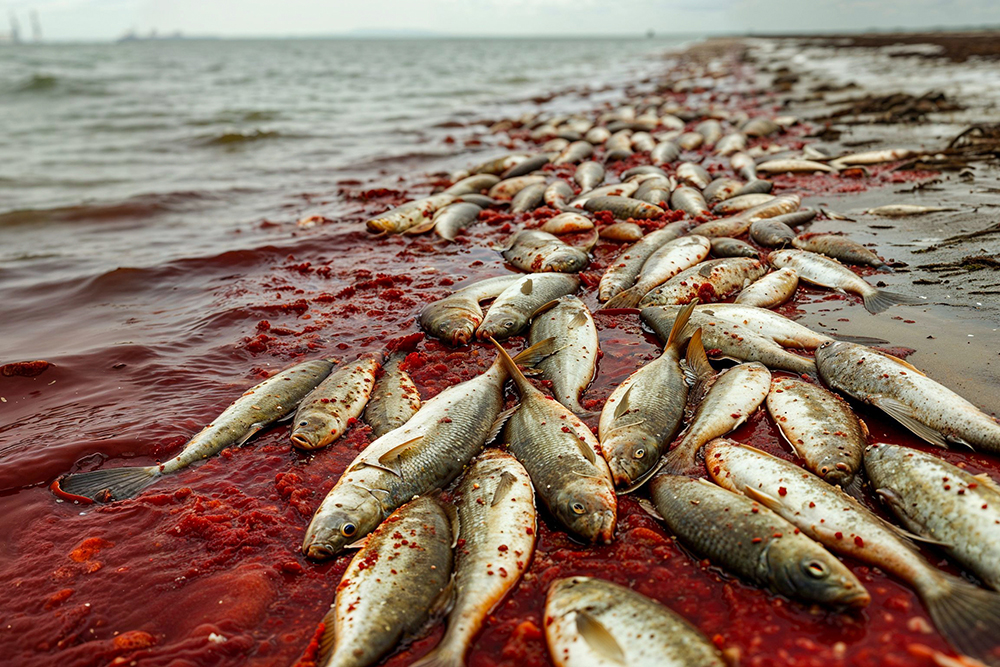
xmin=502 ymin=154 xmax=552 ymax=179
xmin=470 ymin=153 xmax=530 ymax=175
xmin=545 ymin=576 xmax=725 ymax=667
xmin=544 ymin=180 xmax=576 ymax=209
xmin=419 ymin=274 xmax=523 ymax=346
xmin=716 ymin=193 xmax=776 ymax=215
xmin=741 ymin=117 xmax=780 ymax=137
xmin=867 ymin=204 xmax=955 ymax=217
xmin=364 ymin=355 xmax=421 ymax=438
xmin=766 ymin=376 xmax=868 ymax=486
xmin=444 ymin=174 xmax=501 ymax=196
xmin=302 ymin=339 xmax=553 ymax=559
xmin=676 ymin=131 xmax=704 ymax=150
xmin=291 ymin=357 xmax=380 ymax=450
xmin=57 ymin=359 xmax=335 ymax=502
xmin=650 ymin=474 xmax=869 ymax=607
xmin=597 ymin=223 xmax=687 ymax=302
xmin=769 ymin=249 xmax=918 ymax=314
xmin=734 ymin=267 xmax=798 ymax=307
xmin=598 ymin=222 xmax=644 ymax=242
xmin=651 ymin=140 xmax=681 ymax=165
xmin=478 ymin=273 xmax=581 ymax=340
xmin=411 ymin=451 xmax=537 ymax=667
xmin=366 ymin=194 xmax=457 ymax=234
xmin=707 ymin=440 xmax=1000 ymax=667
xmin=510 ymin=182 xmax=547 ymax=214
xmin=715 ymin=132 xmax=746 ymax=156
xmin=489 ymin=175 xmax=547 ymax=201
xmin=501 ymin=230 xmax=590 ymax=274
xmin=638 ymin=257 xmax=767 ymax=307
xmin=315 ymin=495 xmax=453 ymax=667
xmin=695 ymin=119 xmax=723 ymax=145
xmin=493 ymin=340 xmax=617 ymax=543
xmin=731 ymin=152 xmax=757 ymax=181
xmin=669 ymin=186 xmax=710 ymax=217
xmin=703 ymin=177 xmax=745 ymax=204
xmin=574 ymin=161 xmax=605 ymax=192
xmin=529 ymin=296 xmax=599 ymax=415
xmin=749 ymin=218 xmax=796 ymax=248
xmin=710 ymin=237 xmax=759 ymax=259
xmin=570 ymin=182 xmax=638 ymax=207
xmin=829 ymin=148 xmax=917 ymax=168
xmin=757 ymin=159 xmax=836 ymax=174
xmin=865 ymin=443 xmax=1000 ymax=590
xmin=603 ymin=235 xmax=711 ymax=309
xmin=792 ymin=233 xmax=888 ymax=270
xmin=540 ymin=212 xmax=594 ymax=234
xmin=583 ymin=196 xmax=663 ymax=220
xmin=675 ymin=162 xmax=712 ymax=189
xmin=816 ymin=341 xmax=1000 ymax=453
xmin=432 ymin=202 xmax=483 ymax=241
xmin=554 ymin=141 xmax=595 ymax=165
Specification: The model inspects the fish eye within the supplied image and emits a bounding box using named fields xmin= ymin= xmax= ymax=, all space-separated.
xmin=341 ymin=523 xmax=357 ymax=537
xmin=503 ymin=320 xmax=515 ymax=329
xmin=804 ymin=560 xmax=828 ymax=579
xmin=633 ymin=447 xmax=645 ymax=459
xmin=571 ymin=502 xmax=586 ymax=515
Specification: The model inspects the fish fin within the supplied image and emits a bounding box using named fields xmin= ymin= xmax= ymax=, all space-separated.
xmin=739 ymin=442 xmax=781 ymax=459
xmin=871 ymin=397 xmax=949 ymax=448
xmin=409 ymin=646 xmax=464 ymax=667
xmin=486 ymin=405 xmax=519 ymax=446
xmin=521 ymin=278 xmax=534 ymax=295
xmin=924 ymin=574 xmax=1000 ymax=667
xmin=684 ymin=328 xmax=715 ymax=404
xmin=375 ymin=435 xmax=425 ymax=477
xmin=874 ymin=488 xmax=950 ymax=546
xmin=604 ymin=419 xmax=646 ymax=438
xmin=575 ymin=610 xmax=626 ymax=665
xmin=636 ymin=497 xmax=664 ymax=521
xmin=531 ymin=299 xmax=561 ymax=319
xmin=316 ymin=605 xmax=338 ymax=667
xmin=613 ymin=384 xmax=634 ymax=420
xmin=573 ymin=436 xmax=597 ymax=466
xmin=238 ymin=423 xmax=267 ymax=445
xmin=491 ymin=471 xmax=518 ymax=507
xmin=741 ymin=485 xmax=784 ymax=512
xmin=620 ymin=456 xmax=667 ymax=494
xmin=442 ymin=501 xmax=461 ymax=548
xmin=569 ymin=309 xmax=590 ymax=328
xmin=862 ymin=288 xmax=922 ymax=314
xmin=883 ymin=353 xmax=927 ymax=377
xmin=659 ymin=440 xmax=702 ymax=477
xmin=665 ymin=300 xmax=696 ymax=349
xmin=511 ymin=337 xmax=558 ymax=370
xmin=829 ymin=333 xmax=891 ymax=345
xmin=973 ymin=473 xmax=1000 ymax=497
xmin=428 ymin=574 xmax=457 ymax=620
xmin=405 ymin=218 xmax=438 ymax=235
xmin=344 ymin=535 xmax=371 ymax=550
xmin=603 ymin=286 xmax=644 ymax=310
xmin=55 ymin=466 xmax=160 ymax=503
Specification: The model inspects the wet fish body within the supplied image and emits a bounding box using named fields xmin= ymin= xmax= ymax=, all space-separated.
xmin=489 ymin=175 xmax=547 ymax=201
xmin=445 ymin=174 xmax=501 ymax=196
xmin=757 ymin=159 xmax=837 ymax=174
xmin=366 ymin=194 xmax=457 ymax=234
xmin=583 ymin=196 xmax=663 ymax=220
xmin=540 ymin=212 xmax=594 ymax=234
xmin=529 ymin=296 xmax=599 ymax=415
xmin=574 ymin=161 xmax=605 ymax=192
xmin=651 ymin=140 xmax=681 ymax=165
xmin=792 ymin=233 xmax=887 ymax=269
xmin=544 ymin=180 xmax=576 ymax=209
xmin=710 ymin=237 xmax=759 ymax=258
xmin=554 ymin=141 xmax=594 ymax=165
xmin=501 ymin=230 xmax=590 ymax=274
xmin=433 ymin=202 xmax=483 ymax=241
xmin=603 ymin=235 xmax=711 ymax=309
xmin=669 ymin=186 xmax=710 ymax=217
xmin=291 ymin=358 xmax=380 ymax=450
xmin=597 ymin=225 xmax=685 ymax=302
xmin=714 ymin=193 xmax=775 ymax=215
xmin=364 ymin=355 xmax=421 ymax=438
xmin=676 ymin=162 xmax=712 ymax=189
xmin=734 ymin=267 xmax=798 ymax=307
xmin=478 ymin=272 xmax=581 ymax=340
xmin=638 ymin=257 xmax=766 ymax=307
xmin=420 ymin=274 xmax=523 ymax=346
xmin=750 ymin=218 xmax=796 ymax=248
xmin=509 ymin=182 xmax=547 ymax=214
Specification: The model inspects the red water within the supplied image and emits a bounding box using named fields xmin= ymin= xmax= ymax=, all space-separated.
xmin=3 ymin=56 xmax=996 ymax=667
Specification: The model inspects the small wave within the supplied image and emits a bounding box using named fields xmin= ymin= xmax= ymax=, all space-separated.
xmin=14 ymin=73 xmax=58 ymax=93
xmin=197 ymin=129 xmax=284 ymax=146
xmin=0 ymin=190 xmax=242 ymax=228
xmin=6 ymin=72 xmax=107 ymax=96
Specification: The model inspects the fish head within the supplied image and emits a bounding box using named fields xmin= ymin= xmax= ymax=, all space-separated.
xmin=544 ymin=250 xmax=588 ymax=273
xmin=769 ymin=542 xmax=870 ymax=609
xmin=607 ymin=438 xmax=657 ymax=488
xmin=556 ymin=477 xmax=617 ymax=544
xmin=290 ymin=414 xmax=335 ymax=450
xmin=814 ymin=456 xmax=856 ymax=488
xmin=477 ymin=307 xmax=522 ymax=341
xmin=421 ymin=301 xmax=481 ymax=346
xmin=302 ymin=491 xmax=382 ymax=560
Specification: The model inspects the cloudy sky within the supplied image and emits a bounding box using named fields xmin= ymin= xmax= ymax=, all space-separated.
xmin=4 ymin=0 xmax=999 ymax=41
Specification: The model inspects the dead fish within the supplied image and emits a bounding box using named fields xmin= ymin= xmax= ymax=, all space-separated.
xmin=634 ymin=176 xmax=674 ymax=200
xmin=501 ymin=230 xmax=590 ymax=274
xmin=734 ymin=267 xmax=798 ymax=307
xmin=301 ymin=339 xmax=554 ymax=560
xmin=829 ymin=148 xmax=917 ymax=169
xmin=605 ymin=130 xmax=634 ymax=160
xmin=489 ymin=175 xmax=547 ymax=201
xmin=638 ymin=257 xmax=767 ymax=307
xmin=792 ymin=233 xmax=889 ymax=270
xmin=478 ymin=273 xmax=581 ymax=340
xmin=703 ymin=177 xmax=745 ymax=204
xmin=735 ymin=178 xmax=774 ymax=196
xmin=650 ymin=474 xmax=869 ymax=607
xmin=631 ymin=132 xmax=656 ymax=153
xmin=661 ymin=335 xmax=771 ymax=475
xmin=542 ymin=138 xmax=570 ymax=153
xmin=867 ymin=204 xmax=955 ymax=217
xmin=570 ymin=182 xmax=639 ymax=207
xmin=585 ymin=127 xmax=611 ymax=144
xmin=56 ymin=359 xmax=335 ymax=502
xmin=741 ymin=117 xmax=781 ymax=137
xmin=597 ymin=223 xmax=687 ymax=302
xmin=492 ymin=340 xmax=617 ymax=544
xmin=583 ymin=196 xmax=664 ymax=220
xmin=314 ymin=495 xmax=453 ymax=667
xmin=695 ymin=119 xmax=723 ymax=145
xmin=710 ymin=237 xmax=759 ymax=259
xmin=599 ymin=222 xmax=644 ymax=243
xmin=622 ymin=165 xmax=670 ymax=180
xmin=419 ymin=274 xmax=523 ymax=346
xmin=544 ymin=180 xmax=576 ymax=209
xmin=715 ymin=193 xmax=776 ymax=215
xmin=768 ymin=249 xmax=919 ymax=314
xmin=676 ymin=162 xmax=712 ymax=190
xmin=574 ymin=161 xmax=605 ymax=193
xmin=707 ymin=440 xmax=1000 ymax=667
xmin=411 ymin=451 xmax=536 ymax=667
xmin=510 ymin=182 xmax=547 ymax=214
xmin=687 ymin=303 xmax=881 ymax=349
xmin=816 ymin=341 xmax=1000 ymax=453
xmin=540 ymin=212 xmax=595 ymax=234
xmin=529 ymin=296 xmax=599 ymax=415
xmin=444 ymin=174 xmax=501 ymax=196
xmin=544 ymin=576 xmax=725 ymax=667
xmin=291 ymin=357 xmax=380 ymax=450
xmin=600 ymin=303 xmax=694 ymax=489
xmin=455 ymin=193 xmax=500 ymax=208
xmin=604 ymin=236 xmax=711 ymax=309
xmin=651 ymin=140 xmax=681 ymax=165
xmin=731 ymin=152 xmax=758 ymax=181
xmin=715 ymin=132 xmax=747 ymax=157
xmin=864 ymin=443 xmax=1000 ymax=590
xmin=432 ymin=202 xmax=483 ymax=241
xmin=676 ymin=131 xmax=704 ymax=150
xmin=366 ymin=194 xmax=457 ymax=234
xmin=470 ymin=153 xmax=530 ymax=175
xmin=749 ymin=218 xmax=796 ymax=248
xmin=669 ymin=186 xmax=710 ymax=217
xmin=660 ymin=113 xmax=686 ymax=130
xmin=554 ymin=140 xmax=594 ymax=165
xmin=757 ymin=159 xmax=837 ymax=174
xmin=766 ymin=376 xmax=868 ymax=487
xmin=364 ymin=354 xmax=421 ymax=438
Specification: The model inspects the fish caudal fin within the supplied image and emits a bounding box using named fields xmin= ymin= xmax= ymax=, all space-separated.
xmin=660 ymin=439 xmax=701 ymax=477
xmin=510 ymin=337 xmax=557 ymax=370
xmin=862 ymin=288 xmax=922 ymax=314
xmin=924 ymin=574 xmax=1000 ymax=666
xmin=409 ymin=645 xmax=465 ymax=667
xmin=603 ymin=286 xmax=645 ymax=310
xmin=667 ymin=299 xmax=698 ymax=348
xmin=54 ymin=465 xmax=160 ymax=503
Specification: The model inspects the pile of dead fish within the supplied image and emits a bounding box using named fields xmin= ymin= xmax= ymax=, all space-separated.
xmin=53 ymin=65 xmax=1000 ymax=667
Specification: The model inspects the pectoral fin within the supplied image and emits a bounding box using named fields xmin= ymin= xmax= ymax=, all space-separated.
xmin=871 ymin=396 xmax=948 ymax=447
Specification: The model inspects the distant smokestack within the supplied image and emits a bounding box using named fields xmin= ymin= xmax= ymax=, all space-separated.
xmin=31 ymin=10 xmax=41 ymax=42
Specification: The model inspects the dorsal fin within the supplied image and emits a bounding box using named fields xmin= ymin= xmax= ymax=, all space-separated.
xmin=636 ymin=497 xmax=664 ymax=521
xmin=486 ymin=405 xmax=519 ymax=445
xmin=569 ymin=308 xmax=590 ymax=328
xmin=666 ymin=300 xmax=698 ymax=348
xmin=511 ymin=336 xmax=557 ymax=370
xmin=684 ymin=328 xmax=714 ymax=404
xmin=883 ymin=352 xmax=927 ymax=377
xmin=613 ymin=384 xmax=634 ymax=420
xmin=492 ymin=471 xmax=517 ymax=507
xmin=531 ymin=299 xmax=561 ymax=319
xmin=573 ymin=435 xmax=597 ymax=465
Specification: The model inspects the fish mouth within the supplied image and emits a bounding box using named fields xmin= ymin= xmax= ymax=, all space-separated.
xmin=596 ymin=510 xmax=616 ymax=544
xmin=290 ymin=433 xmax=319 ymax=450
xmin=305 ymin=541 xmax=338 ymax=561
xmin=838 ymin=586 xmax=872 ymax=610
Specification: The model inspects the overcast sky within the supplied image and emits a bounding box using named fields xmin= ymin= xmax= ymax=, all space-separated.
xmin=4 ymin=0 xmax=999 ymax=41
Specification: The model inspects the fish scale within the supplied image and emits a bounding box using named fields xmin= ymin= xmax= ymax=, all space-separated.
xmin=528 ymin=296 xmax=598 ymax=415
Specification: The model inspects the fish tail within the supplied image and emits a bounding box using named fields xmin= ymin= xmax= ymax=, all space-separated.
xmin=603 ymin=286 xmax=644 ymax=310
xmin=491 ymin=337 xmax=552 ymax=394
xmin=862 ymin=288 xmax=922 ymax=314
xmin=923 ymin=574 xmax=1000 ymax=666
xmin=683 ymin=328 xmax=714 ymax=404
xmin=666 ymin=300 xmax=698 ymax=348
xmin=409 ymin=645 xmax=465 ymax=667
xmin=660 ymin=440 xmax=700 ymax=477
xmin=510 ymin=337 xmax=557 ymax=370
xmin=54 ymin=465 xmax=160 ymax=503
